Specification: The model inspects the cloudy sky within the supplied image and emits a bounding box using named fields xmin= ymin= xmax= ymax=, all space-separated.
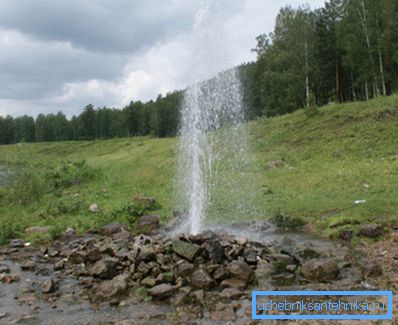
xmin=0 ymin=0 xmax=325 ymax=118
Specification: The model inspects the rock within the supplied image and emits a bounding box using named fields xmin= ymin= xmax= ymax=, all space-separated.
xmin=172 ymin=240 xmax=201 ymax=262
xmin=136 ymin=215 xmax=160 ymax=235
xmin=25 ymin=226 xmax=50 ymax=235
xmin=235 ymin=236 xmax=248 ymax=246
xmin=176 ymin=261 xmax=194 ymax=277
xmin=94 ymin=274 xmax=129 ymax=301
xmin=213 ymin=266 xmax=227 ymax=281
xmin=265 ymin=160 xmax=284 ymax=171
xmin=64 ymin=227 xmax=76 ymax=236
xmin=147 ymin=283 xmax=175 ymax=299
xmin=99 ymin=223 xmax=126 ymax=236
xmin=138 ymin=247 xmax=156 ymax=262
xmin=141 ymin=277 xmax=158 ymax=287
xmin=203 ymin=239 xmax=224 ymax=263
xmin=89 ymin=255 xmax=118 ymax=279
xmin=220 ymin=287 xmax=243 ymax=300
xmin=133 ymin=195 xmax=156 ymax=205
xmin=362 ymin=263 xmax=382 ymax=278
xmin=360 ymin=224 xmax=385 ymax=238
xmin=190 ymin=289 xmax=205 ymax=305
xmin=89 ymin=204 xmax=99 ymax=213
xmin=220 ymin=278 xmax=247 ymax=290
xmin=0 ymin=265 xmax=10 ymax=274
xmin=243 ymin=248 xmax=257 ymax=264
xmin=172 ymin=287 xmax=191 ymax=306
xmin=190 ymin=270 xmax=213 ymax=289
xmin=226 ymin=261 xmax=254 ymax=284
xmin=285 ymin=264 xmax=297 ymax=272
xmin=41 ymin=278 xmax=56 ymax=293
xmin=9 ymin=239 xmax=25 ymax=248
xmin=211 ymin=303 xmax=236 ymax=322
xmin=339 ymin=230 xmax=354 ymax=241
xmin=20 ymin=261 xmax=36 ymax=271
xmin=266 ymin=254 xmax=296 ymax=272
xmin=54 ymin=259 xmax=66 ymax=270
xmin=0 ymin=273 xmax=20 ymax=283
xmin=0 ymin=312 xmax=7 ymax=319
xmin=295 ymin=246 xmax=322 ymax=259
xmin=271 ymin=273 xmax=295 ymax=285
xmin=301 ymin=258 xmax=340 ymax=282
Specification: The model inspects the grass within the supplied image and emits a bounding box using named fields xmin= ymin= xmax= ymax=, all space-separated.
xmin=0 ymin=95 xmax=397 ymax=244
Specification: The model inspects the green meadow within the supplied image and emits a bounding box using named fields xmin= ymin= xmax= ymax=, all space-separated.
xmin=1 ymin=95 xmax=397 ymax=244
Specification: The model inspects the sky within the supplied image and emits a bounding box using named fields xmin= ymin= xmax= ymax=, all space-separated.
xmin=0 ymin=0 xmax=326 ymax=118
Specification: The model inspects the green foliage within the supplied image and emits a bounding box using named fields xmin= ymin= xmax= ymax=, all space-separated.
xmin=271 ymin=213 xmax=305 ymax=230
xmin=0 ymin=218 xmax=20 ymax=245
xmin=46 ymin=160 xmax=98 ymax=189
xmin=0 ymin=96 xmax=397 ymax=243
xmin=110 ymin=200 xmax=160 ymax=226
xmin=6 ymin=168 xmax=48 ymax=206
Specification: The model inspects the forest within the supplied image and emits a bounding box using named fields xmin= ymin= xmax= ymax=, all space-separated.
xmin=1 ymin=0 xmax=397 ymax=144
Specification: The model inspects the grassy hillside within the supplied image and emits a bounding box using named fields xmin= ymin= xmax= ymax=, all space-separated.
xmin=1 ymin=95 xmax=397 ymax=244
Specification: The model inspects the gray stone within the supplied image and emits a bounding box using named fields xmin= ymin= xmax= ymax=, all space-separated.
xmin=136 ymin=215 xmax=160 ymax=235
xmin=243 ymin=248 xmax=257 ymax=263
xmin=220 ymin=278 xmax=247 ymax=290
xmin=190 ymin=270 xmax=213 ymax=289
xmin=176 ymin=261 xmax=194 ymax=277
xmin=89 ymin=255 xmax=118 ymax=279
xmin=94 ymin=273 xmax=129 ymax=301
xmin=220 ymin=287 xmax=243 ymax=300
xmin=295 ymin=246 xmax=322 ymax=259
xmin=172 ymin=240 xmax=201 ymax=261
xmin=41 ymin=278 xmax=56 ymax=293
xmin=89 ymin=203 xmax=100 ymax=213
xmin=9 ymin=239 xmax=25 ymax=248
xmin=226 ymin=260 xmax=254 ymax=284
xmin=25 ymin=226 xmax=50 ymax=235
xmin=147 ymin=283 xmax=175 ymax=299
xmin=99 ymin=223 xmax=126 ymax=236
xmin=360 ymin=224 xmax=385 ymax=238
xmin=265 ymin=160 xmax=284 ymax=171
xmin=301 ymin=258 xmax=340 ymax=282
xmin=204 ymin=239 xmax=224 ymax=263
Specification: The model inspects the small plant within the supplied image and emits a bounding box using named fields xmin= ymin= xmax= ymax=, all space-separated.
xmin=271 ymin=213 xmax=305 ymax=230
xmin=0 ymin=218 xmax=20 ymax=245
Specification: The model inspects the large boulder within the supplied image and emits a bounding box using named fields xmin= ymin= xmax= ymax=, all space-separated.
xmin=93 ymin=274 xmax=129 ymax=301
xmin=136 ymin=215 xmax=160 ymax=235
xmin=89 ymin=255 xmax=119 ymax=279
xmin=172 ymin=240 xmax=201 ymax=262
xmin=301 ymin=258 xmax=340 ymax=282
xmin=190 ymin=270 xmax=213 ymax=289
xmin=99 ymin=223 xmax=126 ymax=236
xmin=226 ymin=260 xmax=254 ymax=284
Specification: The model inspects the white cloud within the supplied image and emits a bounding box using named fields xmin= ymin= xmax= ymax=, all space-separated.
xmin=0 ymin=0 xmax=327 ymax=118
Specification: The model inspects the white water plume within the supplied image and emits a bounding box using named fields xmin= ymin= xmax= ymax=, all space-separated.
xmin=175 ymin=1 xmax=260 ymax=235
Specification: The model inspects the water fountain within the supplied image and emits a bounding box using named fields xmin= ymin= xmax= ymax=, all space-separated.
xmin=175 ymin=1 xmax=260 ymax=235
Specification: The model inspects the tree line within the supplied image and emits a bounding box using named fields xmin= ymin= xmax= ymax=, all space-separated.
xmin=1 ymin=0 xmax=397 ymax=144
xmin=246 ymin=0 xmax=398 ymax=116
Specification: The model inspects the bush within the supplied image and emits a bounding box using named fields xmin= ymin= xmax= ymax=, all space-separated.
xmin=0 ymin=218 xmax=20 ymax=245
xmin=111 ymin=200 xmax=160 ymax=226
xmin=46 ymin=160 xmax=99 ymax=189
xmin=6 ymin=168 xmax=48 ymax=206
xmin=271 ymin=213 xmax=305 ymax=230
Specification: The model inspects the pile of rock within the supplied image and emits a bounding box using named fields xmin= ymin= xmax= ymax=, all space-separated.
xmin=23 ymin=224 xmax=350 ymax=306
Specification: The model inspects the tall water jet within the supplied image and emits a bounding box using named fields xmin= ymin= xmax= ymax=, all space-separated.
xmin=175 ymin=1 xmax=260 ymax=235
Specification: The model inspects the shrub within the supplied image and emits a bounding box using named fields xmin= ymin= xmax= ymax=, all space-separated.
xmin=271 ymin=213 xmax=305 ymax=230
